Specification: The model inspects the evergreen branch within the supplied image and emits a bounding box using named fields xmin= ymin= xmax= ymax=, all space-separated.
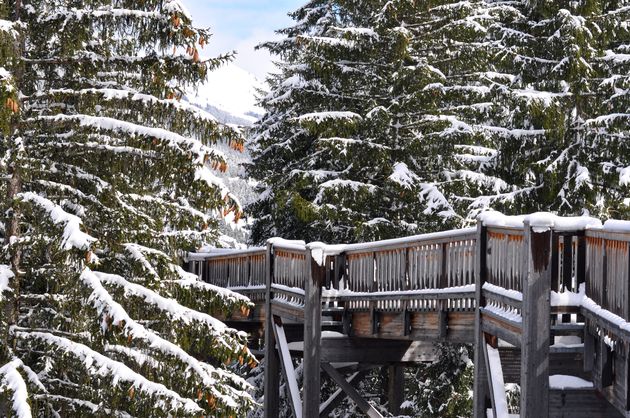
xmin=0 ymin=358 xmax=32 ymax=418
xmin=12 ymin=329 xmax=204 ymax=415
xmin=18 ymin=192 xmax=96 ymax=251
xmin=79 ymin=268 xmax=254 ymax=410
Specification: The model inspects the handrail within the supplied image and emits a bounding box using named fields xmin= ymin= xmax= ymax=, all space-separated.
xmin=186 ymin=215 xmax=630 ymax=324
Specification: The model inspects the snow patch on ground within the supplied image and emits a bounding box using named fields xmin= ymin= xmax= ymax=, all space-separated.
xmin=549 ymin=375 xmax=593 ymax=390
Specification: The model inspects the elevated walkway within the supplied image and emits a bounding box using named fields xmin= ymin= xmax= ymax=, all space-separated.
xmin=186 ymin=213 xmax=630 ymax=418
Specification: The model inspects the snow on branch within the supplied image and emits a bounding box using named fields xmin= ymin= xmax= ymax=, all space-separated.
xmin=31 ymin=114 xmax=231 ymax=197
xmin=419 ymin=183 xmax=457 ymax=219
xmin=0 ymin=264 xmax=15 ymax=300
xmin=79 ymin=268 xmax=252 ymax=408
xmin=19 ymin=192 xmax=96 ymax=251
xmin=12 ymin=330 xmax=203 ymax=414
xmin=297 ymin=111 xmax=362 ymax=124
xmin=389 ymin=162 xmax=421 ymax=189
xmin=163 ymin=0 xmax=193 ymax=20
xmin=43 ymin=87 xmax=223 ymax=126
xmin=167 ymin=267 xmax=252 ymax=306
xmin=95 ymin=271 xmax=233 ymax=335
xmin=123 ymin=243 xmax=162 ymax=279
xmin=0 ymin=358 xmax=32 ymax=418
xmin=33 ymin=394 xmax=132 ymax=418
xmin=39 ymin=8 xmax=164 ymax=22
xmin=31 ymin=114 xmax=225 ymax=165
xmin=315 ymin=179 xmax=378 ymax=204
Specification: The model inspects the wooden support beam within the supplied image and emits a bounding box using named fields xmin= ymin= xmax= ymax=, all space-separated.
xmin=551 ymin=233 xmax=559 ymax=293
xmin=311 ymin=338 xmax=438 ymax=363
xmin=273 ymin=317 xmax=302 ymax=418
xmin=264 ymin=243 xmax=280 ymax=418
xmin=562 ymin=235 xmax=574 ymax=323
xmin=600 ymin=338 xmax=614 ymax=388
xmin=403 ymin=309 xmax=411 ymax=336
xmin=584 ymin=328 xmax=595 ymax=372
xmin=303 ymin=246 xmax=324 ymax=418
xmin=387 ymin=365 xmax=404 ymax=415
xmin=625 ymin=342 xmax=630 ymax=411
xmin=438 ymin=307 xmax=448 ymax=339
xmin=321 ymin=363 xmax=384 ymax=418
xmin=520 ymin=223 xmax=551 ymax=418
xmin=371 ymin=307 xmax=380 ymax=335
xmin=474 ymin=223 xmax=490 ymax=418
xmin=342 ymin=309 xmax=352 ymax=336
xmin=319 ymin=370 xmax=368 ymax=417
xmin=483 ymin=340 xmax=509 ymax=418
xmin=482 ymin=338 xmax=497 ymax=417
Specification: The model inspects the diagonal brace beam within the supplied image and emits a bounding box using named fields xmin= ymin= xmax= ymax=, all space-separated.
xmin=272 ymin=316 xmax=302 ymax=418
xmin=319 ymin=369 xmax=368 ymax=417
xmin=321 ymin=362 xmax=383 ymax=418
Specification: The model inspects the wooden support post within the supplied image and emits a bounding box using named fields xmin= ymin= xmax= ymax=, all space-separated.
xmin=483 ymin=338 xmax=509 ymax=418
xmin=474 ymin=223 xmax=490 ymax=418
xmin=403 ymin=309 xmax=411 ymax=336
xmin=551 ymin=233 xmax=559 ymax=293
xmin=273 ymin=317 xmax=303 ymax=418
xmin=520 ymin=222 xmax=551 ymax=418
xmin=482 ymin=338 xmax=497 ymax=417
xmin=371 ymin=308 xmax=380 ymax=335
xmin=602 ymin=240 xmax=609 ymax=310
xmin=576 ymin=234 xmax=586 ymax=323
xmin=264 ymin=243 xmax=280 ymax=418
xmin=387 ymin=365 xmax=404 ymax=415
xmin=600 ymin=338 xmax=614 ymax=388
xmin=303 ymin=245 xmax=324 ymax=418
xmin=438 ymin=308 xmax=448 ymax=339
xmin=322 ymin=363 xmax=384 ymax=418
xmin=438 ymin=243 xmax=449 ymax=338
xmin=342 ymin=309 xmax=352 ymax=336
xmin=584 ymin=328 xmax=595 ymax=372
xmin=625 ymin=342 xmax=630 ymax=411
xmin=562 ymin=234 xmax=573 ymax=323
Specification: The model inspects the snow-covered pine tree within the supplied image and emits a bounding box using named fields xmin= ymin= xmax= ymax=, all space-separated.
xmin=496 ymin=0 xmax=630 ymax=218
xmin=249 ymin=0 xmax=459 ymax=244
xmin=410 ymin=0 xmax=630 ymax=220
xmin=0 ymin=1 xmax=256 ymax=416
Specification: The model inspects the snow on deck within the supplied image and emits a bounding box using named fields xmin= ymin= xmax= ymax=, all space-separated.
xmin=549 ymin=375 xmax=593 ymax=390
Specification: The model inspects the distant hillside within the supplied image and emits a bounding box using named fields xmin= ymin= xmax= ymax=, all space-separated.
xmin=187 ymin=63 xmax=265 ymax=246
xmin=187 ymin=62 xmax=266 ymax=126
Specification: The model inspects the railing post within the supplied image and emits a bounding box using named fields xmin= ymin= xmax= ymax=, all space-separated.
xmin=264 ymin=242 xmax=280 ymax=418
xmin=473 ymin=222 xmax=489 ymax=418
xmin=303 ymin=244 xmax=324 ymax=417
xmin=520 ymin=220 xmax=551 ymax=418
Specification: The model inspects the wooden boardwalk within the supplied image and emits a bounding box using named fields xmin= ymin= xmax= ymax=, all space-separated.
xmin=187 ymin=214 xmax=630 ymax=418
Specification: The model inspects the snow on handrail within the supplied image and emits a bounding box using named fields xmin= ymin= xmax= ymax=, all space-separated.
xmin=187 ymin=247 xmax=265 ymax=261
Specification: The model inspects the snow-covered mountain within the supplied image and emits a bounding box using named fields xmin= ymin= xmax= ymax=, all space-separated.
xmin=187 ymin=63 xmax=265 ymax=246
xmin=187 ymin=62 xmax=266 ymax=126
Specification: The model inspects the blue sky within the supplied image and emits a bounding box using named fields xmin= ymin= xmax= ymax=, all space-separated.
xmin=185 ymin=0 xmax=305 ymax=79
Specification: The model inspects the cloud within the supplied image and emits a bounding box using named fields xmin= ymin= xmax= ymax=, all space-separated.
xmin=186 ymin=0 xmax=301 ymax=80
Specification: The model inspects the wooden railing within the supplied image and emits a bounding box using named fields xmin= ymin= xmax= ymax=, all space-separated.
xmin=186 ymin=215 xmax=630 ymax=418
xmin=585 ymin=229 xmax=630 ymax=321
xmin=270 ymin=241 xmax=308 ymax=308
xmin=335 ymin=229 xmax=477 ymax=312
xmin=187 ymin=248 xmax=266 ymax=302
xmin=187 ymin=217 xmax=630 ymax=330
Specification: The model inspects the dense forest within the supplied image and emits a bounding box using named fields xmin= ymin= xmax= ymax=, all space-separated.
xmin=0 ymin=0 xmax=628 ymax=416
xmin=249 ymin=0 xmax=629 ymax=245
xmin=0 ymin=0 xmax=256 ymax=416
